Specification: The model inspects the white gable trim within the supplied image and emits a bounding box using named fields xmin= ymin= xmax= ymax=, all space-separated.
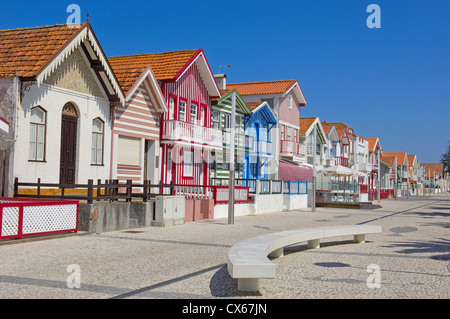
xmin=127 ymin=66 xmax=167 ymax=113
xmin=284 ymin=81 xmax=306 ymax=106
xmin=175 ymin=50 xmax=221 ymax=98
xmin=35 ymin=24 xmax=125 ymax=105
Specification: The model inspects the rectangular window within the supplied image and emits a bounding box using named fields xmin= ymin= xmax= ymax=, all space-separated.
xmin=29 ymin=106 xmax=46 ymax=161
xmin=190 ymin=103 xmax=197 ymax=124
xmin=184 ymin=150 xmax=193 ymax=177
xmin=212 ymin=111 xmax=220 ymax=129
xmin=288 ymin=95 xmax=293 ymax=109
xmin=118 ymin=136 xmax=141 ymax=166
xmin=179 ymin=100 xmax=187 ymax=122
xmin=281 ymin=125 xmax=284 ymax=140
xmin=91 ymin=118 xmax=104 ymax=165
xmin=223 ymin=113 xmax=231 ymax=130
xmin=235 ymin=115 xmax=241 ymax=132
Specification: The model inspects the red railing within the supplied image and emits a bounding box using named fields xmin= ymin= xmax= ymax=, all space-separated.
xmin=0 ymin=197 xmax=79 ymax=240
xmin=335 ymin=156 xmax=349 ymax=167
xmin=213 ymin=185 xmax=250 ymax=205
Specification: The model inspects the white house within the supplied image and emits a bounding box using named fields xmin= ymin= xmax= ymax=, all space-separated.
xmin=0 ymin=22 xmax=125 ymax=195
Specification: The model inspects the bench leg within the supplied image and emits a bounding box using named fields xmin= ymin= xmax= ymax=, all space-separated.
xmin=268 ymin=248 xmax=284 ymax=258
xmin=307 ymin=239 xmax=320 ymax=249
xmin=238 ymin=278 xmax=259 ymax=292
xmin=354 ymin=234 xmax=365 ymax=243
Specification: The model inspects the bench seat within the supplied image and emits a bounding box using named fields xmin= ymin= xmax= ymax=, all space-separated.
xmin=227 ymin=224 xmax=382 ymax=292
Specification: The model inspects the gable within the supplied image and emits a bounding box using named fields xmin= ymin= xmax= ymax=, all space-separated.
xmin=213 ymin=90 xmax=251 ymax=115
xmin=164 ymin=63 xmax=210 ymax=105
xmin=43 ymin=47 xmax=105 ymax=98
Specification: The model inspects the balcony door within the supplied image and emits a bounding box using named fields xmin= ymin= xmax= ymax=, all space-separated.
xmin=60 ymin=103 xmax=78 ymax=185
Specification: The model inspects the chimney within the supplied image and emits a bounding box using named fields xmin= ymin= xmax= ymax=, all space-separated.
xmin=214 ymin=74 xmax=227 ymax=90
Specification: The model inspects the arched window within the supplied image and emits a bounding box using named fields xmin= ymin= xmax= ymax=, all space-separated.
xmin=29 ymin=106 xmax=46 ymax=161
xmin=91 ymin=118 xmax=104 ymax=165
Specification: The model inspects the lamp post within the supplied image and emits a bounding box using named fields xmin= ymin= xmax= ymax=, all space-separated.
xmin=312 ymin=125 xmax=317 ymax=212
xmin=377 ymin=148 xmax=380 ymax=203
xmin=228 ymin=91 xmax=236 ymax=224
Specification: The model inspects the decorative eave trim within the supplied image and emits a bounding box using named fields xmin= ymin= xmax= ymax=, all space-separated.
xmin=35 ymin=25 xmax=88 ymax=86
xmin=35 ymin=23 xmax=125 ymax=106
xmin=284 ymin=80 xmax=307 ymax=107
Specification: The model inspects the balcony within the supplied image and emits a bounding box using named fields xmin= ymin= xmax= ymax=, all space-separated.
xmin=280 ymin=140 xmax=306 ymax=156
xmin=335 ymin=156 xmax=349 ymax=167
xmin=280 ymin=140 xmax=306 ymax=162
xmin=161 ymin=120 xmax=222 ymax=149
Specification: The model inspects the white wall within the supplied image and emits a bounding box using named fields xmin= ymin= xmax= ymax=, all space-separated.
xmin=14 ymin=83 xmax=112 ymax=184
xmin=283 ymin=194 xmax=308 ymax=210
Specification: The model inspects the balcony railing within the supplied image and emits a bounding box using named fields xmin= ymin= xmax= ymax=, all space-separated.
xmin=335 ymin=156 xmax=349 ymax=167
xmin=162 ymin=120 xmax=222 ymax=148
xmin=280 ymin=140 xmax=306 ymax=156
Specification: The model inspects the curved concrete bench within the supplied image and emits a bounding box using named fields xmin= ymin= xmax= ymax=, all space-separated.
xmin=227 ymin=224 xmax=382 ymax=292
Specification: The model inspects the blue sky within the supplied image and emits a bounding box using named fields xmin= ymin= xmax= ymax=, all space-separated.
xmin=1 ymin=0 xmax=449 ymax=163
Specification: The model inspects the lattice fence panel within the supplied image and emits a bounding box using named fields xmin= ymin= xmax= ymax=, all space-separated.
xmin=1 ymin=207 xmax=19 ymax=237
xmin=22 ymin=204 xmax=77 ymax=235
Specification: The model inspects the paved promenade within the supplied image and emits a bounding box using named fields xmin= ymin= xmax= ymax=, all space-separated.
xmin=1 ymin=194 xmax=449 ymax=300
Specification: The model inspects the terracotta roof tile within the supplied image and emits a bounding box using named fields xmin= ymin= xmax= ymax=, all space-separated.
xmin=382 ymin=152 xmax=407 ymax=166
xmin=381 ymin=156 xmax=395 ymax=167
xmin=320 ymin=121 xmax=334 ymax=135
xmin=421 ymin=163 xmax=444 ymax=178
xmin=108 ymin=50 xmax=198 ymax=91
xmin=246 ymin=101 xmax=263 ymax=111
xmin=322 ymin=121 xmax=355 ymax=138
xmin=365 ymin=137 xmax=379 ymax=151
xmin=0 ymin=24 xmax=82 ymax=77
xmin=407 ymin=155 xmax=417 ymax=167
xmin=299 ymin=117 xmax=317 ymax=136
xmin=226 ymin=80 xmax=296 ymax=96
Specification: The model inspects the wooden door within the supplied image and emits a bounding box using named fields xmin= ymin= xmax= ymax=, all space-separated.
xmin=60 ymin=104 xmax=78 ymax=185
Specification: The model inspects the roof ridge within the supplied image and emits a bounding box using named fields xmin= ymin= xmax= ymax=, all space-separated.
xmin=0 ymin=23 xmax=82 ymax=33
xmin=227 ymin=79 xmax=295 ymax=86
xmin=109 ymin=49 xmax=198 ymax=59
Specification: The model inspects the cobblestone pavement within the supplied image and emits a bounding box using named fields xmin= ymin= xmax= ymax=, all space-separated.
xmin=1 ymin=194 xmax=449 ymax=300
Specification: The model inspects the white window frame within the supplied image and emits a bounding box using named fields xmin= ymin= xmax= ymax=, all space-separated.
xmin=179 ymin=100 xmax=187 ymax=122
xmin=190 ymin=103 xmax=197 ymax=125
xmin=91 ymin=118 xmax=104 ymax=165
xmin=212 ymin=110 xmax=220 ymax=129
xmin=183 ymin=150 xmax=193 ymax=177
xmin=29 ymin=106 xmax=46 ymax=161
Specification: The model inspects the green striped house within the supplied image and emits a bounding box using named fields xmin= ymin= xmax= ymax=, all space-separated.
xmin=211 ymin=89 xmax=253 ymax=180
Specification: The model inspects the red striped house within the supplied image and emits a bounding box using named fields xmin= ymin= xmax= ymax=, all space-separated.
xmin=109 ymin=49 xmax=221 ymax=186
xmin=108 ymin=63 xmax=167 ymax=183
